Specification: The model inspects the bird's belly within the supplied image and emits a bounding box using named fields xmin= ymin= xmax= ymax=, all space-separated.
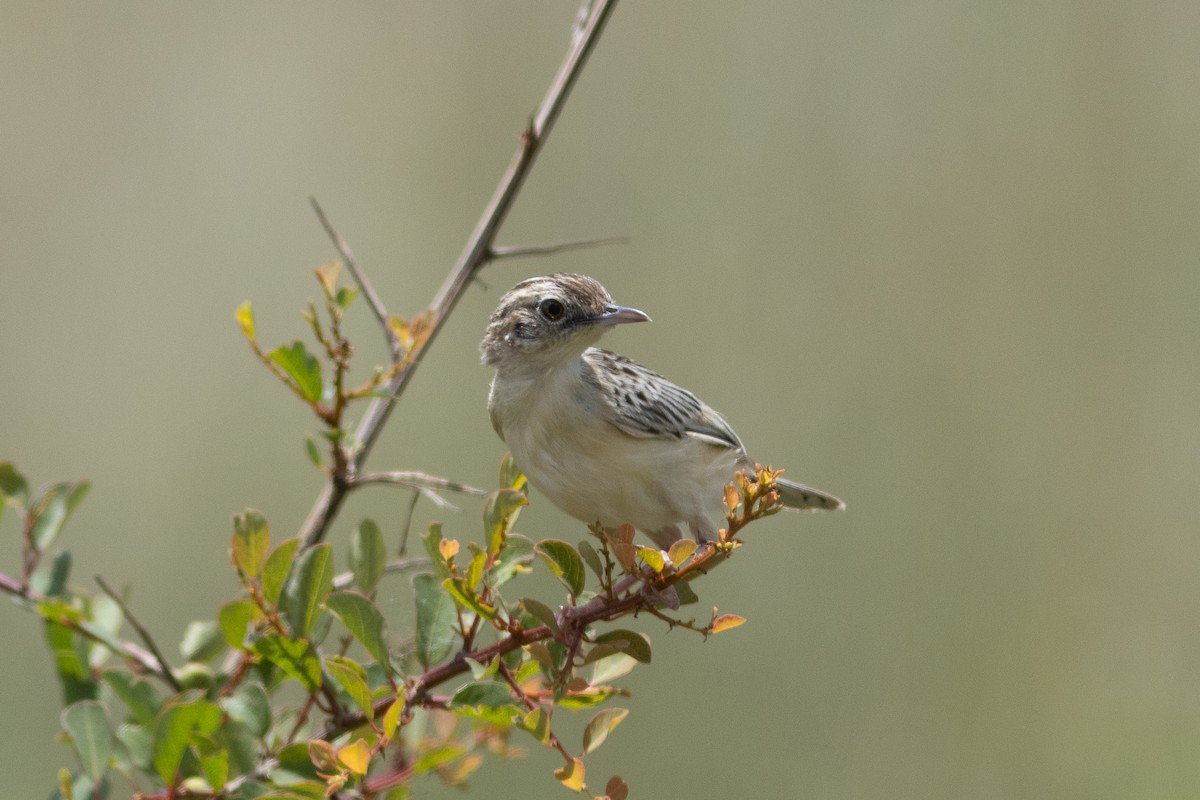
xmin=508 ymin=414 xmax=737 ymax=533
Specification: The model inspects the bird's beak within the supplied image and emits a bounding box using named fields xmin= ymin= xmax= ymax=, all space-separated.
xmin=594 ymin=303 xmax=651 ymax=326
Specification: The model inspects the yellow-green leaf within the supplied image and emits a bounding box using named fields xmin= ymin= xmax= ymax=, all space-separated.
xmin=582 ymin=707 xmax=628 ymax=754
xmin=554 ymin=757 xmax=585 ymax=792
xmin=235 ymin=301 xmax=256 ymax=341
xmin=338 ymin=738 xmax=371 ymax=775
xmin=636 ymin=546 xmax=665 ymax=573
xmin=498 ymin=452 xmax=526 ymax=492
xmin=314 ymin=260 xmax=341 ymax=298
xmin=262 ymin=538 xmax=299 ymax=607
xmin=382 ymin=696 xmax=405 ymax=740
xmin=269 ymin=341 xmax=323 ymax=404
xmin=231 ymin=510 xmax=270 ymax=581
xmin=537 ymin=539 xmax=585 ymax=596
xmin=325 ymin=655 xmax=373 ymax=718
xmin=667 ymin=538 xmax=697 ymax=568
xmin=484 ymin=488 xmax=527 ymax=558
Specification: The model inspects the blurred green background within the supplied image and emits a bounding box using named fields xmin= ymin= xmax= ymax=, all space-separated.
xmin=3 ymin=2 xmax=1199 ymax=798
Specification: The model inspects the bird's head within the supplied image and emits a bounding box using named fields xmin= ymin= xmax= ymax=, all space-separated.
xmin=481 ymin=273 xmax=650 ymax=369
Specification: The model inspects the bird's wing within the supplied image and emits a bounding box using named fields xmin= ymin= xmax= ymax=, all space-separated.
xmin=583 ymin=349 xmax=744 ymax=450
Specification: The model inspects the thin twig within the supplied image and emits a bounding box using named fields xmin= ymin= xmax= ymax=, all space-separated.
xmin=0 ymin=571 xmax=169 ymax=684
xmin=331 ymin=557 xmax=432 ymax=590
xmin=297 ymin=0 xmax=620 ymax=549
xmin=489 ymin=236 xmax=627 ymax=260
xmin=350 ymin=471 xmax=487 ymax=496
xmin=95 ymin=576 xmax=185 ymax=693
xmin=310 ymin=196 xmax=403 ymax=360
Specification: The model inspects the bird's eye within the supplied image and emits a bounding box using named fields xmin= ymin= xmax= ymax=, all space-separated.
xmin=538 ymin=298 xmax=565 ymax=321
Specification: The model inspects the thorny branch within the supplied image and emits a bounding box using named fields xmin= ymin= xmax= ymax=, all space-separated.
xmin=298 ymin=0 xmax=620 ymax=549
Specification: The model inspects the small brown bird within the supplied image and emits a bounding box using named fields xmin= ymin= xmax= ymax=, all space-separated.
xmin=481 ymin=274 xmax=843 ymax=548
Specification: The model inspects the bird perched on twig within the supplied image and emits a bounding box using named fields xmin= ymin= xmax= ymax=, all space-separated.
xmin=481 ymin=274 xmax=843 ymax=548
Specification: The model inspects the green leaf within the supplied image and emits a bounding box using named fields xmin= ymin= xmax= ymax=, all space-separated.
xmin=490 ymin=533 xmax=534 ymax=589
xmin=484 ymin=488 xmax=527 ymax=558
xmin=269 ymin=341 xmax=323 ymax=403
xmin=412 ymin=574 xmax=456 ymax=668
xmin=262 ymin=538 xmax=299 ymax=607
xmin=218 ymin=598 xmax=254 ymax=649
xmin=466 ymin=655 xmax=500 ymax=679
xmin=349 ymin=519 xmax=385 ymax=593
xmin=221 ymin=681 xmax=271 ymax=738
xmin=582 ymin=707 xmax=628 ymax=754
xmin=536 ymin=539 xmax=585 ymax=596
xmin=231 ymin=510 xmax=270 ymax=581
xmin=252 ymin=635 xmax=321 ymax=692
xmin=450 ymin=683 xmax=519 ymax=725
xmin=235 ymin=301 xmax=256 ymax=342
xmin=117 ymin=723 xmax=153 ymax=772
xmin=442 ymin=576 xmax=496 ymax=620
xmin=30 ymin=480 xmax=90 ymax=552
xmin=325 ymin=591 xmax=390 ymax=667
xmin=497 ymin=451 xmax=526 ymax=492
xmin=45 ymin=620 xmax=97 ymax=704
xmin=335 ymin=286 xmax=358 ymax=311
xmin=411 ymin=742 xmax=467 ymax=776
xmin=589 ymin=652 xmax=638 ymax=686
xmin=103 ymin=671 xmax=161 ymax=728
xmin=180 ymin=620 xmax=224 ymax=663
xmin=304 ymin=436 xmax=323 ymax=468
xmin=577 ymin=539 xmax=604 ymax=580
xmin=0 ymin=460 xmax=29 ymax=507
xmin=283 ymin=543 xmax=333 ymax=638
xmin=41 ymin=548 xmax=73 ymax=598
xmin=63 ymin=700 xmax=114 ymax=781
xmin=152 ymin=693 xmax=221 ymax=784
xmin=325 ymin=655 xmax=374 ymax=717
xmin=196 ymin=735 xmax=230 ymax=791
xmin=219 ymin=720 xmax=259 ymax=778
xmin=592 ymin=630 xmax=652 ymax=663
xmin=518 ymin=597 xmax=559 ymax=636
xmin=515 ymin=707 xmax=550 ymax=744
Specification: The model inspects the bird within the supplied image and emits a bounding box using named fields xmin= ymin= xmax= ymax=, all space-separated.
xmin=481 ymin=273 xmax=843 ymax=549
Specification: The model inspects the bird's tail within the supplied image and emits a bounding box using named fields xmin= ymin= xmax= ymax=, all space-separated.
xmin=775 ymin=477 xmax=845 ymax=511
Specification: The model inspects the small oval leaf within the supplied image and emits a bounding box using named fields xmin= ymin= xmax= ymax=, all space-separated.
xmin=582 ymin=707 xmax=628 ymax=754
xmin=536 ymin=539 xmax=586 ymax=596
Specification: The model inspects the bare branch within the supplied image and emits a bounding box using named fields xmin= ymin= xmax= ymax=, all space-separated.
xmin=298 ymin=0 xmax=620 ymax=548
xmin=489 ymin=236 xmax=627 ymax=261
xmin=309 ymin=196 xmax=403 ymax=361
xmin=95 ymin=575 xmax=185 ymax=693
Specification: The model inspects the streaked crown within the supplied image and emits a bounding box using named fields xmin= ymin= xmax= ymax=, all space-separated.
xmin=480 ymin=274 xmax=648 ymax=367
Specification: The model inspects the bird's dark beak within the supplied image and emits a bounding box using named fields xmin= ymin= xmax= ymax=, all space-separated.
xmin=594 ymin=303 xmax=651 ymax=326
